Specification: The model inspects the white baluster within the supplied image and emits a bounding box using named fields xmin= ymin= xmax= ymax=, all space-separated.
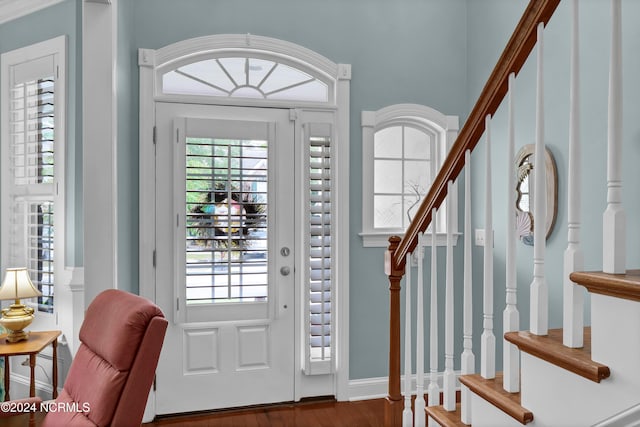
xmin=427 ymin=213 xmax=439 ymax=411
xmin=461 ymin=150 xmax=475 ymax=423
xmin=443 ymin=181 xmax=456 ymax=411
xmin=531 ymin=22 xmax=549 ymax=336
xmin=403 ymin=253 xmax=413 ymax=427
xmin=564 ymin=0 xmax=585 ymax=348
xmin=504 ymin=73 xmax=520 ymax=392
xmin=603 ymin=0 xmax=625 ymax=274
xmin=481 ymin=115 xmax=496 ymax=379
xmin=415 ymin=234 xmax=426 ymax=427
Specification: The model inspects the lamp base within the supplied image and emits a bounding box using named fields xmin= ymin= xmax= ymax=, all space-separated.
xmin=4 ymin=329 xmax=29 ymax=343
xmin=0 ymin=303 xmax=35 ymax=343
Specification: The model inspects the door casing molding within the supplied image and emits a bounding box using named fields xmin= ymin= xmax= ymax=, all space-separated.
xmin=138 ymin=34 xmax=351 ymax=415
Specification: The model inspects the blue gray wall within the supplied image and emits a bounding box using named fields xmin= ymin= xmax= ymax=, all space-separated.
xmin=466 ymin=0 xmax=640 ymax=368
xmin=122 ymin=0 xmax=470 ymax=380
xmin=5 ymin=0 xmax=640 ymax=382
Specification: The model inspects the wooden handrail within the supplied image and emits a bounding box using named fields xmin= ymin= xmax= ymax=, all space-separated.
xmin=385 ymin=1 xmax=561 ymax=424
xmin=389 ymin=0 xmax=560 ymax=275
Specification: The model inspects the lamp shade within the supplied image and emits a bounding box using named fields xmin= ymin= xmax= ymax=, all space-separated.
xmin=0 ymin=268 xmax=42 ymax=300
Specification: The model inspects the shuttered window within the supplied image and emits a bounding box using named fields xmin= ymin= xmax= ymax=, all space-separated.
xmin=1 ymin=37 xmax=66 ymax=315
xmin=185 ymin=136 xmax=269 ymax=304
xmin=305 ymin=123 xmax=333 ymax=375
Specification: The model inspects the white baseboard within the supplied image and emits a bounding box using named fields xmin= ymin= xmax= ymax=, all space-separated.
xmin=348 ymin=371 xmax=460 ymax=401
xmin=10 ymin=372 xmax=55 ymax=397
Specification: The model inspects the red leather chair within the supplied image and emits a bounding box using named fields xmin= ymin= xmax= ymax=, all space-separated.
xmin=40 ymin=289 xmax=167 ymax=426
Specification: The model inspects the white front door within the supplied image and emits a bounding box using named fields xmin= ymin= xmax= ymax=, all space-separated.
xmin=154 ymin=103 xmax=295 ymax=414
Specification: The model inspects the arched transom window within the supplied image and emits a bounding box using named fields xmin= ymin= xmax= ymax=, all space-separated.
xmin=162 ymin=56 xmax=329 ymax=102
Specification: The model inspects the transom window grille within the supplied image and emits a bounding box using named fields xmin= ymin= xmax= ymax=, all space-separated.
xmin=185 ymin=136 xmax=268 ymax=304
xmin=162 ymin=56 xmax=329 ymax=103
xmin=305 ymin=123 xmax=333 ymax=374
xmin=6 ymin=75 xmax=57 ymax=313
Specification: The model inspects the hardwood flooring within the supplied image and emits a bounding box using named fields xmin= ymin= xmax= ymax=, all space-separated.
xmin=143 ymin=398 xmax=386 ymax=427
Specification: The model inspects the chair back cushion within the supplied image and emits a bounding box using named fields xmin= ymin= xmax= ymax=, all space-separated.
xmin=79 ymin=289 xmax=164 ymax=370
xmin=44 ymin=290 xmax=166 ymax=427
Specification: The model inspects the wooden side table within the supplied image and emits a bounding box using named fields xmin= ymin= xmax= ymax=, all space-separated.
xmin=0 ymin=330 xmax=61 ymax=401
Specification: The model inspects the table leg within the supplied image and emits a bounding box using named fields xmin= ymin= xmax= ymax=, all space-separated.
xmin=29 ymin=354 xmax=36 ymax=398
xmin=52 ymin=339 xmax=58 ymax=399
xmin=3 ymin=355 xmax=9 ymax=401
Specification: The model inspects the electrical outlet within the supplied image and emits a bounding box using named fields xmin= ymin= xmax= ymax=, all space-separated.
xmin=475 ymin=229 xmax=494 ymax=247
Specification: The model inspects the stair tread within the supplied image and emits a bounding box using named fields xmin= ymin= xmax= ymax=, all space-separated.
xmin=426 ymin=402 xmax=468 ymax=427
xmin=570 ymin=269 xmax=640 ymax=302
xmin=504 ymin=328 xmax=610 ymax=383
xmin=459 ymin=373 xmax=533 ymax=424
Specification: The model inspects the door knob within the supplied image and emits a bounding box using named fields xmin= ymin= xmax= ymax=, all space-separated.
xmin=280 ymin=266 xmax=291 ymax=276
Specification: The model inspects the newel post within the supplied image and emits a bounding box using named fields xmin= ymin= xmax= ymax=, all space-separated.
xmin=385 ymin=235 xmax=404 ymax=427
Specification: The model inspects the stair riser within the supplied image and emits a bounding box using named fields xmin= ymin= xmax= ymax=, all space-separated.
xmin=469 ymin=391 xmax=522 ymax=427
xmin=592 ymin=294 xmax=640 ymax=377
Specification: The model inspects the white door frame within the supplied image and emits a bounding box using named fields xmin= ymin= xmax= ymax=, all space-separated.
xmin=138 ymin=34 xmax=351 ymax=416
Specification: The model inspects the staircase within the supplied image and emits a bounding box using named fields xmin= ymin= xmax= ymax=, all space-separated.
xmin=383 ymin=0 xmax=640 ymax=426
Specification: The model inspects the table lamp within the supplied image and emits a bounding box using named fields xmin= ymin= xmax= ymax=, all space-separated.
xmin=0 ymin=268 xmax=42 ymax=343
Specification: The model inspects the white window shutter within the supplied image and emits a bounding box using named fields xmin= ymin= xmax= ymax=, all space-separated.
xmin=4 ymin=52 xmax=57 ymax=313
xmin=305 ymin=122 xmax=333 ymax=375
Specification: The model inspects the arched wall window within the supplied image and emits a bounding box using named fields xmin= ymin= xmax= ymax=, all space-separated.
xmin=360 ymin=104 xmax=459 ymax=247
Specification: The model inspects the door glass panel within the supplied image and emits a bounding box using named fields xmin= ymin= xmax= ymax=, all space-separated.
xmin=185 ymin=136 xmax=268 ymax=304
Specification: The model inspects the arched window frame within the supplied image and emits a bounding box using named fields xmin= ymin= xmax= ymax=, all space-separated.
xmin=360 ymin=104 xmax=459 ymax=247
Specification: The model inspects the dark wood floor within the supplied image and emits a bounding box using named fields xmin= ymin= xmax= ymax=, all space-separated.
xmin=143 ymin=398 xmax=387 ymax=427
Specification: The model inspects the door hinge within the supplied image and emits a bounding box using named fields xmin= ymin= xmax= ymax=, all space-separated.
xmin=153 ymin=375 xmax=156 ymax=392
xmin=152 ymin=250 xmax=156 ymax=268
xmin=56 ymin=65 xmax=60 ymax=79
xmin=153 ymin=126 xmax=157 ymax=145
xmin=289 ymin=108 xmax=298 ymax=121
xmin=176 ymin=128 xmax=180 ymax=143
xmin=176 ymin=297 xmax=179 ymax=311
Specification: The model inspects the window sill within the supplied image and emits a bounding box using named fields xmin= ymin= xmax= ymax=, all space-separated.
xmin=359 ymin=231 xmax=460 ymax=248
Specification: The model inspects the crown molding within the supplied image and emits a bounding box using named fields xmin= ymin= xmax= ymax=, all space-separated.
xmin=0 ymin=0 xmax=65 ymax=25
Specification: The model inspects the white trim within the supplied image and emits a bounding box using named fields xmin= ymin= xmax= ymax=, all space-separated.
xmin=10 ymin=373 xmax=56 ymax=397
xmin=83 ymin=0 xmax=117 ymax=305
xmin=348 ymin=371 xmax=461 ymax=402
xmin=592 ymin=402 xmax=640 ymax=427
xmin=139 ymin=34 xmax=351 ymax=410
xmin=153 ymin=34 xmax=340 ymax=82
xmin=0 ymin=0 xmax=64 ymax=25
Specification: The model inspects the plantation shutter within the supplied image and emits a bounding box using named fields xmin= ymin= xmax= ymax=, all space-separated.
xmin=305 ymin=122 xmax=333 ymax=375
xmin=6 ymin=53 xmax=57 ymax=313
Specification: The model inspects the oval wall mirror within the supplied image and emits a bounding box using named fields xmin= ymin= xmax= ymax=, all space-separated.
xmin=515 ymin=144 xmax=558 ymax=246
